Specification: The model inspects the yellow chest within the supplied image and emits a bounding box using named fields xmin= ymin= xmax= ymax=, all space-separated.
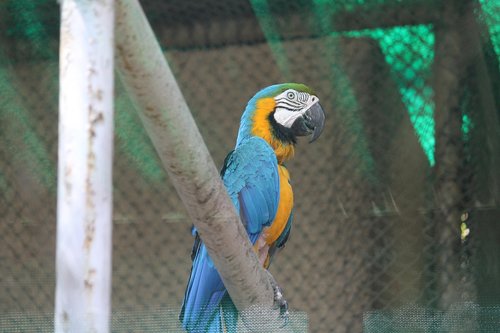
xmin=263 ymin=165 xmax=293 ymax=245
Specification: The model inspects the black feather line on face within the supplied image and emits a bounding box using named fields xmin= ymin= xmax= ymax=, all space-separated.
xmin=268 ymin=110 xmax=297 ymax=145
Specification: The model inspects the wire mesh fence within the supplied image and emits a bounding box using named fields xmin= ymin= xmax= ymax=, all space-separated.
xmin=1 ymin=0 xmax=500 ymax=332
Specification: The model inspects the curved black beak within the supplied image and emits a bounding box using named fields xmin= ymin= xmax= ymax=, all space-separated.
xmin=291 ymin=102 xmax=325 ymax=143
xmin=305 ymin=103 xmax=325 ymax=142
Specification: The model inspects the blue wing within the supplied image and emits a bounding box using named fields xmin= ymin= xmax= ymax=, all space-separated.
xmin=180 ymin=137 xmax=280 ymax=332
xmin=223 ymin=137 xmax=280 ymax=240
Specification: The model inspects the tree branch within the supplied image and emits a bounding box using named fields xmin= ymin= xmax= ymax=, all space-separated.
xmin=114 ymin=0 xmax=287 ymax=330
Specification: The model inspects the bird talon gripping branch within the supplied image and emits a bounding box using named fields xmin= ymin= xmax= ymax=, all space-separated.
xmin=180 ymin=84 xmax=325 ymax=332
xmin=266 ymin=269 xmax=287 ymax=314
xmin=273 ymin=281 xmax=289 ymax=327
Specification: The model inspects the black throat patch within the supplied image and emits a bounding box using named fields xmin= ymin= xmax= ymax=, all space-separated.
xmin=268 ymin=110 xmax=297 ymax=145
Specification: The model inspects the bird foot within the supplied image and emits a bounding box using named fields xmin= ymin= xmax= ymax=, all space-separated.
xmin=266 ymin=270 xmax=289 ymax=327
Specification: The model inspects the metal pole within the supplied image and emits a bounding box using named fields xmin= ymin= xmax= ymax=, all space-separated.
xmin=115 ymin=0 xmax=285 ymax=331
xmin=55 ymin=0 xmax=115 ymax=332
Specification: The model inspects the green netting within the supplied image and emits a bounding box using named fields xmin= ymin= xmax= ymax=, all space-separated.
xmin=340 ymin=25 xmax=436 ymax=165
xmin=251 ymin=0 xmax=291 ymax=79
xmin=0 ymin=310 xmax=308 ymax=332
xmin=364 ymin=304 xmax=500 ymax=333
xmin=0 ymin=57 xmax=56 ymax=191
xmin=479 ymin=0 xmax=500 ymax=71
xmin=114 ymin=82 xmax=165 ymax=183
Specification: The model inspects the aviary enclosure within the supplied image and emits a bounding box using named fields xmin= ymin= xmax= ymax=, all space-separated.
xmin=1 ymin=0 xmax=500 ymax=332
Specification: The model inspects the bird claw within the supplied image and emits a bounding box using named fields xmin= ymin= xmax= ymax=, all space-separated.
xmin=267 ymin=271 xmax=290 ymax=327
xmin=274 ymin=284 xmax=289 ymax=327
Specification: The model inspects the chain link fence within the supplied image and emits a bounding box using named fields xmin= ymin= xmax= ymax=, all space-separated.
xmin=1 ymin=0 xmax=500 ymax=332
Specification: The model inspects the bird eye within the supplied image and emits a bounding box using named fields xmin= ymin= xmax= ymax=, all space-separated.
xmin=287 ymin=91 xmax=295 ymax=100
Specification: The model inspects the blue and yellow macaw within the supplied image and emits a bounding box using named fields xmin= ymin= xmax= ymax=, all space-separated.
xmin=180 ymin=83 xmax=325 ymax=332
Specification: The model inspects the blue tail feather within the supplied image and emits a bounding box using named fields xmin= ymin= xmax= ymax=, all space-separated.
xmin=180 ymin=242 xmax=238 ymax=332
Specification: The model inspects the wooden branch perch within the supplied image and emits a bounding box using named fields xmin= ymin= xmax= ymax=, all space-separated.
xmin=115 ymin=0 xmax=287 ymax=330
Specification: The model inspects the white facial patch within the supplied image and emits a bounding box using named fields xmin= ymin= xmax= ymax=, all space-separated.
xmin=273 ymin=89 xmax=319 ymax=128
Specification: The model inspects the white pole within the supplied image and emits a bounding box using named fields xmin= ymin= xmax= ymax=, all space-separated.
xmin=55 ymin=0 xmax=114 ymax=332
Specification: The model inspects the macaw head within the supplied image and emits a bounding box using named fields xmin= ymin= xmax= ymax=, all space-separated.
xmin=236 ymin=83 xmax=325 ymax=162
